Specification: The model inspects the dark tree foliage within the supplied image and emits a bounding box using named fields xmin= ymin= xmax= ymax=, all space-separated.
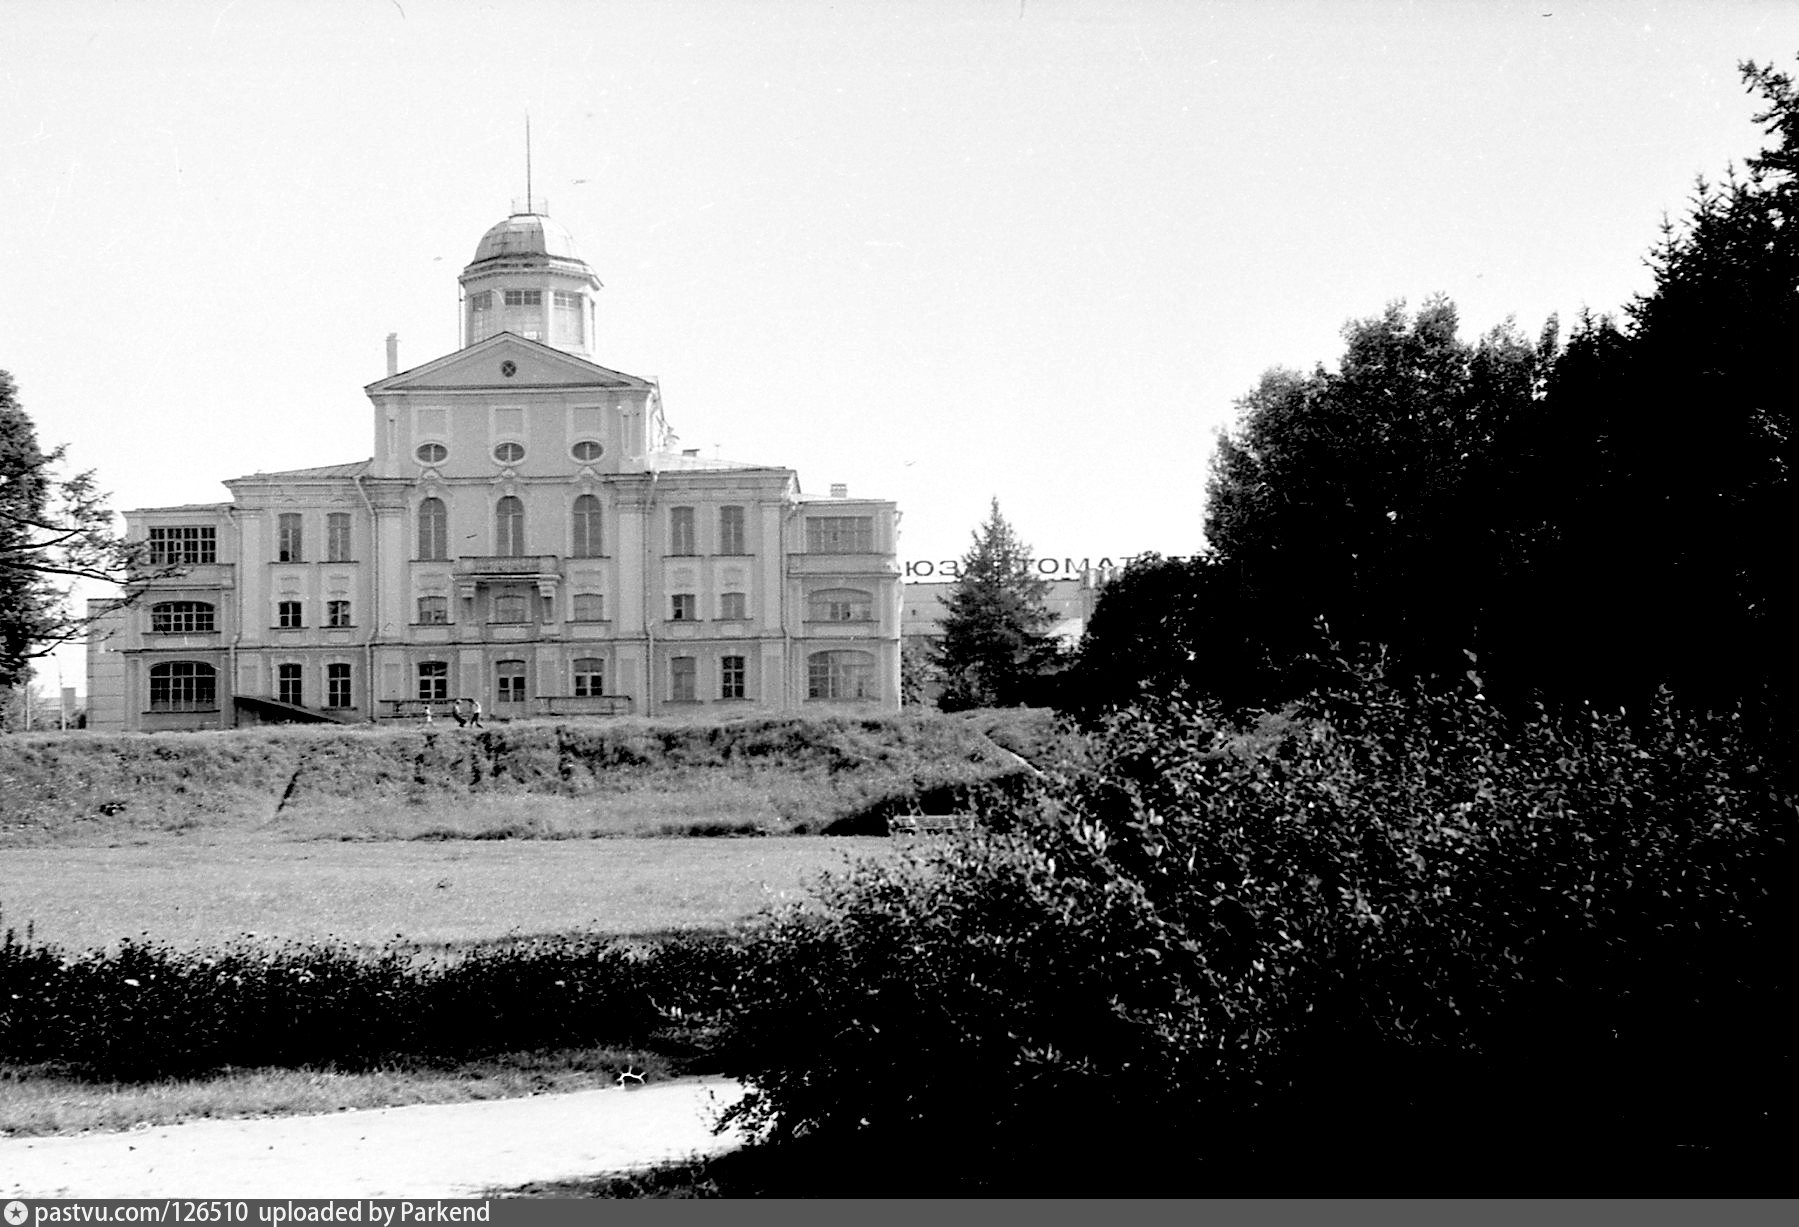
xmin=0 ymin=369 xmax=135 ymax=690
xmin=1489 ymin=59 xmax=1799 ymax=714
xmin=1190 ymin=299 xmax=1546 ymax=706
xmin=1069 ymin=59 xmax=1799 ymax=722
xmin=1061 ymin=553 xmax=1262 ymax=715
xmin=933 ymin=499 xmax=1060 ymax=711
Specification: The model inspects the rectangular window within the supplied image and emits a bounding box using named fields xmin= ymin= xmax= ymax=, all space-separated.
xmin=719 ymin=591 xmax=747 ymax=621
xmin=669 ymin=506 xmax=696 ymax=556
xmin=277 ymin=600 xmax=303 ymax=629
xmin=503 ymin=289 xmax=542 ymax=307
xmin=417 ymin=595 xmax=449 ymax=625
xmin=326 ymin=663 xmax=352 ymax=709
xmin=277 ymin=663 xmax=303 ymax=707
xmin=326 ymin=513 xmax=352 ymax=562
xmin=417 ymin=661 xmax=449 ymax=701
xmin=326 ymin=600 xmax=352 ymax=628
xmin=718 ymin=505 xmax=746 ymax=555
xmin=148 ymin=526 xmax=216 ymax=565
xmin=496 ymin=660 xmax=527 ymax=705
xmin=150 ymin=602 xmax=215 ymax=634
xmin=469 ymin=291 xmax=492 ymax=311
xmin=721 ymin=655 xmax=746 ymax=700
xmin=573 ymin=658 xmax=605 ymax=698
xmin=670 ymin=593 xmax=696 ymax=622
xmin=808 ymin=588 xmax=874 ymax=622
xmin=492 ymin=592 xmax=529 ymax=624
xmin=553 ymin=291 xmax=585 ymax=348
xmin=670 ymin=656 xmax=696 ymax=702
xmin=805 ymin=516 xmax=875 ymax=554
xmin=571 ymin=593 xmax=605 ymax=622
xmin=277 ymin=513 xmax=304 ymax=563
xmin=808 ymin=651 xmax=876 ymax=700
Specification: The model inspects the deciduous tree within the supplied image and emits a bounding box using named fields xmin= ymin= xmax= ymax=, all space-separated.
xmin=0 ymin=370 xmax=135 ymax=691
xmin=1198 ymin=298 xmax=1545 ymax=702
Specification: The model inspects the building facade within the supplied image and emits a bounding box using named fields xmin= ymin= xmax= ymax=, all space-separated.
xmin=86 ymin=209 xmax=901 ymax=731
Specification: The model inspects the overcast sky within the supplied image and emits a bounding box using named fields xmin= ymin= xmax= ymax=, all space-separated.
xmin=5 ymin=0 xmax=1798 ymax=690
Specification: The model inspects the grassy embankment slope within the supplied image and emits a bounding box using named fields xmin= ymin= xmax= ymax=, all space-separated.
xmin=0 ymin=711 xmax=1049 ymax=1135
xmin=0 ymin=712 xmax=1034 ymax=847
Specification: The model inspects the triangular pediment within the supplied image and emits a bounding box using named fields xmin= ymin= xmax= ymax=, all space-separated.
xmin=365 ymin=333 xmax=653 ymax=394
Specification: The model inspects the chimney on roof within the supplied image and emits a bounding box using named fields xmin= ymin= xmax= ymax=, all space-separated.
xmin=385 ymin=333 xmax=399 ymax=377
xmin=830 ymin=483 xmax=848 ymax=499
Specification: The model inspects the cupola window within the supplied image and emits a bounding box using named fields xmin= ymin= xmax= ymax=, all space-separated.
xmin=503 ymin=290 xmax=542 ymax=307
xmin=416 ymin=442 xmax=448 ymax=465
xmin=571 ymin=440 xmax=603 ymax=462
xmin=553 ymin=290 xmax=585 ymax=347
xmin=494 ymin=441 xmax=525 ymax=464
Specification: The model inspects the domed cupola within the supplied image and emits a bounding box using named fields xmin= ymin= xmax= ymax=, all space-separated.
xmin=459 ymin=202 xmax=601 ymax=357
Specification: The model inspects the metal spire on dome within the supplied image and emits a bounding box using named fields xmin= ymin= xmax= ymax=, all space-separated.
xmin=509 ymin=116 xmax=548 ymax=217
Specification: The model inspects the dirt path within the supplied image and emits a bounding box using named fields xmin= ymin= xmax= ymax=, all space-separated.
xmin=0 ymin=1078 xmax=746 ymax=1198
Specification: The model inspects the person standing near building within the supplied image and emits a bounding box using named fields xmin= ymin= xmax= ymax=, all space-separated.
xmin=464 ymin=696 xmax=483 ymax=728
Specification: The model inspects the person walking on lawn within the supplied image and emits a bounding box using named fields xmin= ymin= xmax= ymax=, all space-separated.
xmin=464 ymin=697 xmax=484 ymax=728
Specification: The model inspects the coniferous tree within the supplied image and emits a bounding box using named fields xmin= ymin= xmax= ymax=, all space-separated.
xmin=934 ymin=499 xmax=1058 ymax=712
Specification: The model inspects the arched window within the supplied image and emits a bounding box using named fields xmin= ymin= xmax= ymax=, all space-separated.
xmin=495 ymin=496 xmax=525 ymax=557
xmin=572 ymin=494 xmax=602 ymax=558
xmin=807 ymin=588 xmax=874 ymax=622
xmin=572 ymin=657 xmax=604 ymax=697
xmin=148 ymin=661 xmax=217 ymax=711
xmin=150 ymin=601 xmax=215 ymax=634
xmin=417 ymin=498 xmax=447 ymax=560
xmin=807 ymin=650 xmax=875 ymax=701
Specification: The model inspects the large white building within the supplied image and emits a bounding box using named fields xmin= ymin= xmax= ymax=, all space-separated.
xmin=86 ymin=207 xmax=901 ymax=731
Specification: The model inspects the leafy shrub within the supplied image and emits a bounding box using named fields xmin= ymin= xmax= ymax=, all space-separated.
xmin=0 ymin=923 xmax=747 ymax=1082
xmin=714 ymin=681 xmax=1795 ymax=1192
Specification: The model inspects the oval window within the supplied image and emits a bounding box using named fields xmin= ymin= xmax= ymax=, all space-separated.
xmin=493 ymin=441 xmax=525 ymax=464
xmin=571 ymin=440 xmax=604 ymax=462
xmin=415 ymin=442 xmax=448 ymax=464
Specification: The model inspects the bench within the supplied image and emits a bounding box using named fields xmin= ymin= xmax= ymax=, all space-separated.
xmin=887 ymin=814 xmax=977 ymax=836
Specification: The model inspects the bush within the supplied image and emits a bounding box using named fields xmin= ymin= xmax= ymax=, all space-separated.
xmin=0 ymin=925 xmax=748 ymax=1081
xmin=714 ymin=681 xmax=1795 ymax=1193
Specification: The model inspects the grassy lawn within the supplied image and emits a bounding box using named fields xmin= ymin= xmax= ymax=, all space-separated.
xmin=0 ymin=832 xmax=896 ymax=1137
xmin=0 ymin=835 xmax=894 ymax=951
xmin=0 ymin=711 xmax=1033 ymax=1141
xmin=0 ymin=1049 xmax=671 ymax=1138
